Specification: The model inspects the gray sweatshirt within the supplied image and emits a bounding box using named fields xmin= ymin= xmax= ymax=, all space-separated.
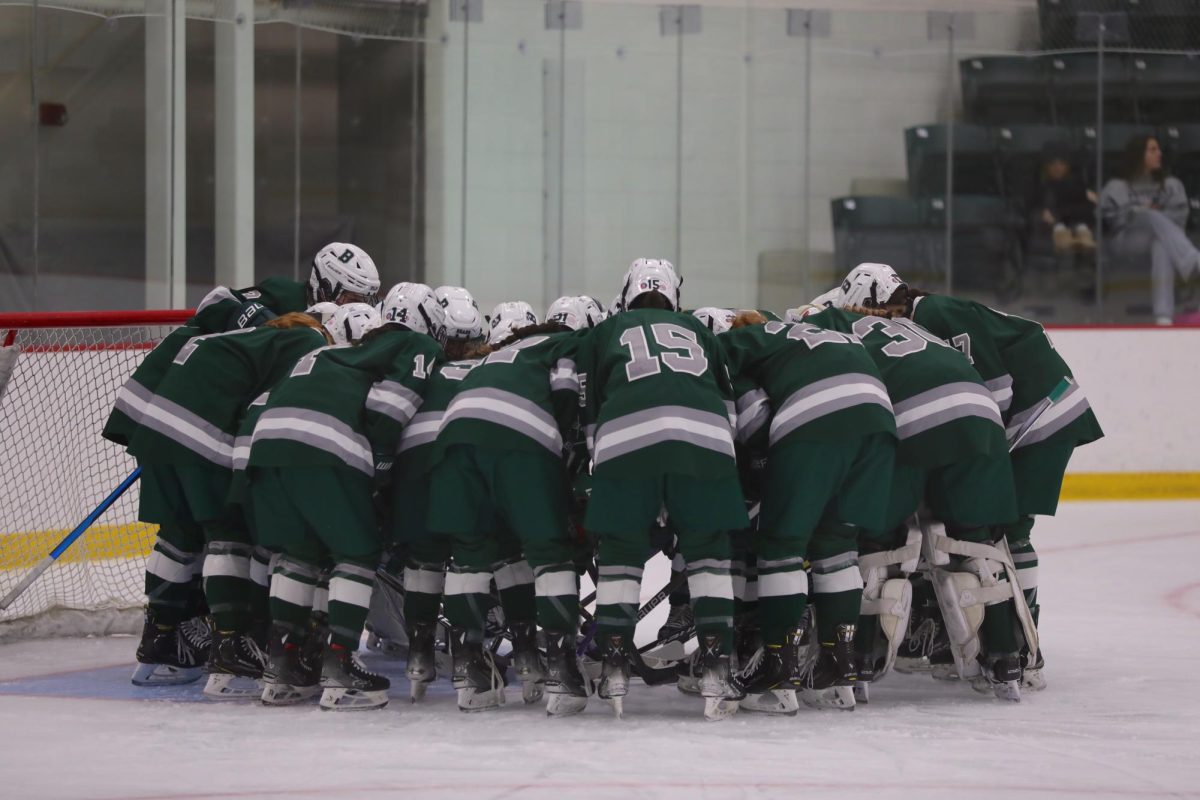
xmin=1099 ymin=175 xmax=1189 ymax=231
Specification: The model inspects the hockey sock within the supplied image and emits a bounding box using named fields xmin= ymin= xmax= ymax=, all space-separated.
xmin=269 ymin=556 xmax=321 ymax=631
xmin=668 ymin=552 xmax=690 ymax=606
xmin=533 ymin=561 xmax=579 ymax=634
xmin=444 ymin=564 xmax=493 ymax=643
xmin=327 ymin=562 xmax=377 ymax=650
xmin=203 ymin=541 xmax=254 ymax=632
xmin=144 ymin=534 xmax=203 ymax=625
xmin=810 ymin=552 xmax=864 ymax=642
xmin=680 ymin=530 xmax=735 ymax=652
xmin=1006 ymin=531 xmax=1039 ymax=611
xmin=492 ymin=556 xmax=536 ymax=625
xmin=403 ymin=560 xmax=446 ymax=626
xmin=249 ymin=547 xmax=272 ymax=629
xmin=755 ymin=552 xmax=807 ymax=646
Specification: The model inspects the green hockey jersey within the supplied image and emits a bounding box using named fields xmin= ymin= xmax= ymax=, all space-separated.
xmin=809 ymin=307 xmax=1004 ymax=467
xmin=103 ymin=277 xmax=307 ymax=446
xmin=909 ymin=295 xmax=1103 ymax=450
xmin=721 ymin=319 xmax=895 ymax=450
xmin=248 ymin=327 xmax=442 ymax=476
xmin=126 ymin=325 xmax=327 ymax=468
xmin=433 ymin=332 xmax=581 ymax=461
xmin=396 ymin=358 xmax=482 ymax=478
xmin=577 ymin=309 xmax=739 ymax=480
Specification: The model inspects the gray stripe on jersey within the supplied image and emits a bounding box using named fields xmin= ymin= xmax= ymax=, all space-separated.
xmin=735 ymin=388 xmax=770 ymax=442
xmin=397 ymin=410 xmax=443 ymax=453
xmin=1007 ymin=382 xmax=1091 ymax=449
xmin=594 ymin=405 xmax=735 ymax=465
xmin=442 ymin=387 xmax=563 ymax=454
xmin=365 ymin=379 xmax=422 ymax=425
xmin=893 ymin=381 xmax=1002 ymax=440
xmin=769 ymin=373 xmax=892 ymax=446
xmin=985 ymin=374 xmax=1014 ymax=414
xmin=138 ymin=393 xmax=235 ymax=467
xmin=252 ymin=406 xmax=374 ymax=475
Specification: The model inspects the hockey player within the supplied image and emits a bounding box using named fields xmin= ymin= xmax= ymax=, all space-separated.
xmin=125 ymin=311 xmax=333 ymax=698
xmin=802 ymin=299 xmax=1030 ymax=702
xmin=425 ymin=313 xmax=585 ymax=713
xmin=546 ymin=295 xmax=604 ymax=330
xmin=830 ymin=263 xmax=1103 ymax=690
xmin=117 ymin=242 xmax=380 ymax=686
xmin=575 ymin=259 xmax=749 ymax=720
xmin=721 ymin=311 xmax=896 ymax=712
xmin=249 ymin=294 xmax=444 ymax=711
xmin=488 ymin=301 xmax=539 ymax=345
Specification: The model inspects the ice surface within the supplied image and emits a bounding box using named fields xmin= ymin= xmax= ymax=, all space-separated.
xmin=2 ymin=501 xmax=1199 ymax=800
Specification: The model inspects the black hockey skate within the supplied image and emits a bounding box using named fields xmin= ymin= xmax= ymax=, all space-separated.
xmin=453 ymin=635 xmax=508 ymax=712
xmin=508 ymin=621 xmax=546 ymax=704
xmin=203 ymin=630 xmax=268 ymax=699
xmin=696 ymin=634 xmax=743 ymax=721
xmin=131 ymin=609 xmax=207 ymax=686
xmin=319 ymin=643 xmax=390 ymax=710
xmin=656 ymin=603 xmax=695 ymax=644
xmin=405 ymin=621 xmax=438 ymax=702
xmin=736 ymin=625 xmax=808 ymax=716
xmin=971 ymin=651 xmax=1023 ymax=702
xmin=544 ymin=630 xmax=589 ymax=717
xmin=801 ymin=623 xmax=857 ymax=711
xmin=596 ymin=635 xmax=632 ymax=718
xmin=261 ymin=624 xmax=321 ymax=706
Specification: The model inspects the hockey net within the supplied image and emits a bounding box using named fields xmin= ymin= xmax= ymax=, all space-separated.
xmin=0 ymin=310 xmax=192 ymax=639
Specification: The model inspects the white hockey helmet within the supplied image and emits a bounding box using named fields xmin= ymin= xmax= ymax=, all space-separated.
xmin=619 ymin=258 xmax=681 ymax=311
xmin=693 ymin=307 xmax=736 ymax=334
xmin=309 ymin=242 xmax=382 ymax=305
xmin=380 ymin=282 xmax=447 ymax=344
xmin=305 ymin=301 xmax=340 ymax=326
xmin=488 ymin=301 xmax=539 ymax=344
xmin=324 ymin=302 xmax=382 ymax=346
xmin=837 ymin=263 xmax=907 ymax=309
xmin=545 ymin=295 xmax=591 ymax=331
xmin=580 ymin=295 xmax=607 ymax=324
xmin=784 ymin=288 xmax=840 ymax=322
xmin=434 ymin=285 xmax=485 ymax=342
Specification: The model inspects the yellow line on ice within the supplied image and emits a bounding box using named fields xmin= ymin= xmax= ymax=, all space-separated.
xmin=1061 ymin=472 xmax=1200 ymax=501
xmin=0 ymin=523 xmax=157 ymax=570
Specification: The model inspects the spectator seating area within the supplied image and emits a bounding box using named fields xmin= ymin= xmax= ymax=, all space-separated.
xmin=831 ymin=0 xmax=1200 ymax=317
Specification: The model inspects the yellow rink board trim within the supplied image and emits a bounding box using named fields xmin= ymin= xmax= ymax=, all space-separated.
xmin=1 ymin=473 xmax=1197 ymax=570
xmin=1060 ymin=472 xmax=1200 ymax=501
xmin=0 ymin=523 xmax=157 ymax=570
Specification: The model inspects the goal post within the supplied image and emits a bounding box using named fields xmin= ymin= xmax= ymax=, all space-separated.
xmin=0 ymin=310 xmax=193 ymax=639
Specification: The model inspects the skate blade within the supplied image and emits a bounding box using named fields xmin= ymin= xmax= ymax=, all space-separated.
xmin=260 ymin=682 xmax=320 ymax=706
xmin=853 ymin=682 xmax=870 ymax=704
xmin=545 ymin=693 xmax=588 ymax=717
xmin=319 ymin=687 xmax=389 ymax=711
xmin=676 ymin=676 xmax=701 ymax=696
xmin=131 ymin=662 xmax=204 ymax=687
xmin=522 ymin=681 xmax=545 ymax=704
xmin=930 ymin=664 xmax=960 ymax=681
xmin=202 ymin=673 xmax=262 ymax=700
xmin=994 ymin=680 xmax=1021 ymax=702
xmin=739 ymin=689 xmax=798 ymax=716
xmin=1022 ymin=668 xmax=1047 ymax=691
xmin=409 ymin=680 xmax=430 ymax=703
xmin=607 ymin=695 xmax=624 ymax=719
xmin=457 ymin=686 xmax=505 ymax=712
xmin=704 ymin=697 xmax=740 ymax=721
xmin=800 ymin=685 xmax=856 ymax=711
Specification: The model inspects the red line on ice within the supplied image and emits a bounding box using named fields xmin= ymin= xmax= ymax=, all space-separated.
xmin=1164 ymin=581 xmax=1200 ymax=621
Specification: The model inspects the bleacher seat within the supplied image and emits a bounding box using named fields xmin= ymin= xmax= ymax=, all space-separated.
xmin=1048 ymin=53 xmax=1135 ymax=125
xmin=960 ymin=56 xmax=1053 ymax=125
xmin=905 ymin=124 xmax=1000 ymax=198
xmin=1075 ymin=123 xmax=1156 ymax=183
xmin=830 ymin=196 xmax=927 ymax=279
xmin=1161 ymin=124 xmax=1200 ymax=189
xmin=923 ymin=195 xmax=1020 ymax=292
xmin=1132 ymin=55 xmax=1200 ymax=124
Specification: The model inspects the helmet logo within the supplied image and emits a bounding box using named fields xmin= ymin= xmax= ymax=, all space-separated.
xmin=337 ymin=248 xmax=355 ymax=264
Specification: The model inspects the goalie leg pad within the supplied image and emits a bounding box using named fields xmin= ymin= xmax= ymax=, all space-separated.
xmin=927 ymin=568 xmax=986 ymax=680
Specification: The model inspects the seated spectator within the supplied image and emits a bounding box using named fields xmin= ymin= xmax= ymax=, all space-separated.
xmin=1100 ymin=135 xmax=1200 ymax=325
xmin=1028 ymin=142 xmax=1096 ymax=257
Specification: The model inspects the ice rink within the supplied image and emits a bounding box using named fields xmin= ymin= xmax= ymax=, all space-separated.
xmin=2 ymin=500 xmax=1198 ymax=800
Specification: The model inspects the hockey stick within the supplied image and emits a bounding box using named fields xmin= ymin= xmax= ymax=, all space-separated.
xmin=1007 ymin=377 xmax=1073 ymax=453
xmin=0 ymin=467 xmax=142 ymax=611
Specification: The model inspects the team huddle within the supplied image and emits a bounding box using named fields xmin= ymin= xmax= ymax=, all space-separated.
xmin=105 ymin=243 xmax=1103 ymax=720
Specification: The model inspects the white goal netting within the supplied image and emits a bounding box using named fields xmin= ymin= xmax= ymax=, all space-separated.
xmin=0 ymin=312 xmax=189 ymax=638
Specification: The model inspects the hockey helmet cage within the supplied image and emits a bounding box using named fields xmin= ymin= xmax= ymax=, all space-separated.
xmin=309 ymin=242 xmax=382 ymax=305
xmin=434 ymin=286 xmax=485 ymax=342
xmin=693 ymin=307 xmax=736 ymax=334
xmin=324 ymin=302 xmax=382 ymax=346
xmin=488 ymin=301 xmax=540 ymax=344
xmin=619 ymin=258 xmax=681 ymax=311
xmin=380 ymin=282 xmax=447 ymax=344
xmin=837 ymin=263 xmax=906 ymax=309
